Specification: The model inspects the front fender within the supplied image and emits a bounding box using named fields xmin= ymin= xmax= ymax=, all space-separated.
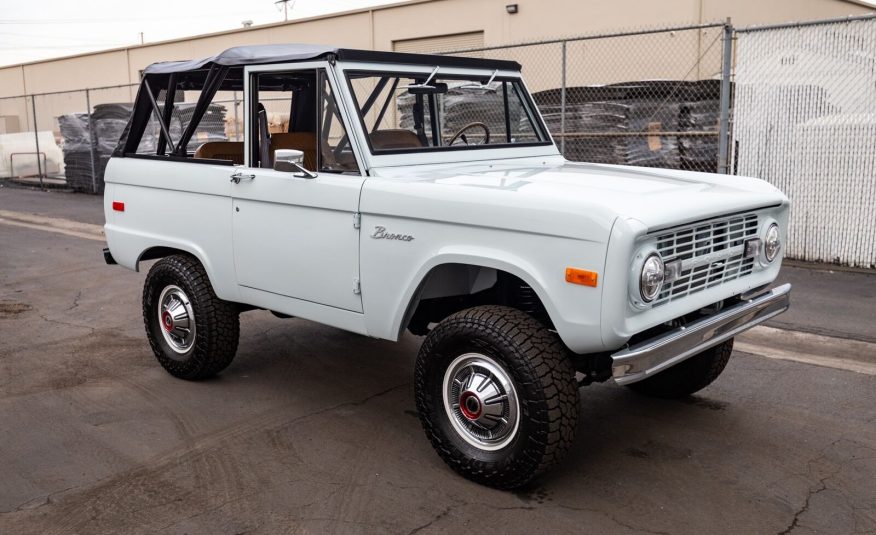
xmin=389 ymin=248 xmax=553 ymax=338
xmin=360 ymin=217 xmax=609 ymax=353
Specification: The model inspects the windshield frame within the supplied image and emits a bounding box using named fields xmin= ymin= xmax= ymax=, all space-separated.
xmin=342 ymin=64 xmax=554 ymax=157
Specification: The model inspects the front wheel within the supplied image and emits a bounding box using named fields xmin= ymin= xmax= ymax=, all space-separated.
xmin=143 ymin=255 xmax=240 ymax=380
xmin=414 ymin=306 xmax=579 ymax=489
xmin=626 ymin=339 xmax=734 ymax=399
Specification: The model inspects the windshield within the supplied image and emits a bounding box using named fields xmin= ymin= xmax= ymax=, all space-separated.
xmin=346 ymin=68 xmax=550 ymax=154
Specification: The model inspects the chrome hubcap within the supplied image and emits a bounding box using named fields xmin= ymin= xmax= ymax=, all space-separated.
xmin=157 ymin=285 xmax=196 ymax=354
xmin=442 ymin=353 xmax=520 ymax=451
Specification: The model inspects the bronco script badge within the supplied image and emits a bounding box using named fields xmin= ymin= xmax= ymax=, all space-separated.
xmin=371 ymin=226 xmax=415 ymax=242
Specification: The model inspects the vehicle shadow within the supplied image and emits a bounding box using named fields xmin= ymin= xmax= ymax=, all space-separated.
xmin=225 ymin=311 xmax=755 ymax=493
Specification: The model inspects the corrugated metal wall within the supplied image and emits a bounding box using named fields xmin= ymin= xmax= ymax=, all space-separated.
xmin=732 ymin=16 xmax=876 ymax=268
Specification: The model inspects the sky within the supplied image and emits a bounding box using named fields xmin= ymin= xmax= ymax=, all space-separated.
xmin=0 ymin=0 xmax=399 ymax=67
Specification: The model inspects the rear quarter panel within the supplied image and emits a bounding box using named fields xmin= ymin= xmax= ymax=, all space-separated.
xmin=103 ymin=157 xmax=239 ymax=301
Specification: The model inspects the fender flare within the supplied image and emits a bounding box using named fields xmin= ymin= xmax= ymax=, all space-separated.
xmin=390 ymin=248 xmax=559 ymax=339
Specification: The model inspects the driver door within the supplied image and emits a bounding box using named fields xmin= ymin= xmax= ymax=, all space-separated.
xmin=231 ymin=63 xmax=365 ymax=313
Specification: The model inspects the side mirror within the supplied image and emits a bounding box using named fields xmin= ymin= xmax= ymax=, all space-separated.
xmin=274 ymin=149 xmax=317 ymax=178
xmin=275 ymin=148 xmax=304 ymax=165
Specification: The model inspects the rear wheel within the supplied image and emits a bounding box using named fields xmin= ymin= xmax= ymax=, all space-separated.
xmin=143 ymin=255 xmax=240 ymax=380
xmin=627 ymin=339 xmax=734 ymax=399
xmin=414 ymin=306 xmax=579 ymax=489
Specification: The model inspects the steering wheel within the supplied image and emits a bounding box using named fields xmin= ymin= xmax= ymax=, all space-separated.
xmin=448 ymin=122 xmax=491 ymax=146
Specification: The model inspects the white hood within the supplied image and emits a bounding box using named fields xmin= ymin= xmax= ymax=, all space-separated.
xmin=364 ymin=159 xmax=788 ymax=242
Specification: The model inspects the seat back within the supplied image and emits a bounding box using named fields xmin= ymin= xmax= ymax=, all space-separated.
xmin=369 ymin=129 xmax=423 ymax=150
xmin=194 ymin=141 xmax=245 ymax=164
xmin=270 ymin=132 xmax=317 ymax=170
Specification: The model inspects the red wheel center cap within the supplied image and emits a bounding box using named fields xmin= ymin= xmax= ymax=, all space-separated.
xmin=162 ymin=311 xmax=174 ymax=332
xmin=459 ymin=391 xmax=482 ymax=420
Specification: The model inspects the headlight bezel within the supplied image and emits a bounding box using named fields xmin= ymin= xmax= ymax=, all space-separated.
xmin=639 ymin=253 xmax=665 ymax=304
xmin=764 ymin=223 xmax=781 ymax=263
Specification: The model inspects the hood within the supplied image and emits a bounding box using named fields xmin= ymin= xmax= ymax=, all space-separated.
xmin=368 ymin=159 xmax=788 ymax=235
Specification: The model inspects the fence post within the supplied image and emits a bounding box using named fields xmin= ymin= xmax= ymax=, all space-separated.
xmin=560 ymin=40 xmax=567 ymax=156
xmin=717 ymin=18 xmax=733 ymax=174
xmin=85 ymin=89 xmax=99 ymax=194
xmin=233 ymin=91 xmax=240 ymax=141
xmin=31 ymin=96 xmax=44 ymax=187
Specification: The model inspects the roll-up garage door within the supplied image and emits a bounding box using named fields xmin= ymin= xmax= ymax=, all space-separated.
xmin=392 ymin=31 xmax=484 ymax=56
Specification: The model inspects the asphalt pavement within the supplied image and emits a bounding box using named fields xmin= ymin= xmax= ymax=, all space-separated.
xmin=1 ymin=184 xmax=874 ymax=534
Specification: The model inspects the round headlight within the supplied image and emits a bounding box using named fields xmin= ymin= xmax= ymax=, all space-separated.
xmin=764 ymin=223 xmax=781 ymax=262
xmin=640 ymin=254 xmax=665 ymax=303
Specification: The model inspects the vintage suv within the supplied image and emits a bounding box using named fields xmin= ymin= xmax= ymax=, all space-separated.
xmin=103 ymin=44 xmax=791 ymax=489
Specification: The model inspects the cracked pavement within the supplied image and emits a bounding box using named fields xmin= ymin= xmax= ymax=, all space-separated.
xmin=1 ymin=186 xmax=875 ymax=534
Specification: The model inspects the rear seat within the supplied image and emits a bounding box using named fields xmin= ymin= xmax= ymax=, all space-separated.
xmin=194 ymin=142 xmax=244 ymax=164
xmin=194 ymin=133 xmax=321 ymax=169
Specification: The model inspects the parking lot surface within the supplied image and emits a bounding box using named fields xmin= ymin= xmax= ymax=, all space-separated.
xmin=1 ymin=186 xmax=875 ymax=534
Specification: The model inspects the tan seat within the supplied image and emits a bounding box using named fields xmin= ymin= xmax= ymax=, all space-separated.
xmin=194 ymin=141 xmax=245 ymax=164
xmin=369 ymin=129 xmax=423 ymax=150
xmin=270 ymin=132 xmax=317 ymax=170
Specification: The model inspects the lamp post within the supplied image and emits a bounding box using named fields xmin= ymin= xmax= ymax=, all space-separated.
xmin=275 ymin=0 xmax=296 ymax=22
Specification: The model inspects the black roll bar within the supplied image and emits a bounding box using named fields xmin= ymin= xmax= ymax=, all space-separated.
xmin=373 ymin=77 xmax=400 ymax=132
xmin=174 ymin=65 xmax=230 ymax=156
xmin=156 ymin=73 xmax=177 ymax=156
xmin=143 ymin=78 xmax=177 ymax=155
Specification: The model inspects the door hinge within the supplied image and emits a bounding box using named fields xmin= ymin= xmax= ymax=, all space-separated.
xmin=353 ymin=212 xmax=361 ymax=229
xmin=353 ymin=278 xmax=361 ymax=295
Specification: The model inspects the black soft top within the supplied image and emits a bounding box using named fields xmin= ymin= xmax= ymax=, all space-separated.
xmin=143 ymin=44 xmax=521 ymax=74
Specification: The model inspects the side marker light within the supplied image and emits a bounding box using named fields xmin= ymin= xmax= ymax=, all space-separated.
xmin=565 ymin=267 xmax=598 ymax=287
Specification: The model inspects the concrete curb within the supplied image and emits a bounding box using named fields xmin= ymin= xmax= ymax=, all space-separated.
xmin=736 ymin=325 xmax=876 ymax=375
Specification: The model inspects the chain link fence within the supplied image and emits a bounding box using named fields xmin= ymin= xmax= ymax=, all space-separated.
xmin=0 ymin=84 xmax=138 ymax=193
xmin=440 ymin=23 xmax=731 ymax=173
xmin=732 ymin=14 xmax=876 ymax=268
xmin=0 ymin=83 xmax=247 ymax=193
xmin=0 ymin=22 xmax=731 ymax=194
xmin=0 ymin=17 xmax=873 ymax=268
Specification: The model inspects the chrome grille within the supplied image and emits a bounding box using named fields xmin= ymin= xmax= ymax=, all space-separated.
xmin=652 ymin=213 xmax=759 ymax=306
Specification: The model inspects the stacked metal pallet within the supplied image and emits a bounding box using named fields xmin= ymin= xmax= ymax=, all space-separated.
xmin=173 ymin=103 xmax=228 ymax=153
xmin=58 ymin=102 xmax=227 ymax=193
xmin=678 ymin=81 xmax=721 ymax=172
xmin=533 ymin=80 xmax=722 ymax=172
xmin=57 ymin=113 xmax=95 ymax=192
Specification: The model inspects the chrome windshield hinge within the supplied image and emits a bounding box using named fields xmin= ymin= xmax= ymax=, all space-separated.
xmin=353 ymin=278 xmax=361 ymax=295
xmin=353 ymin=212 xmax=361 ymax=229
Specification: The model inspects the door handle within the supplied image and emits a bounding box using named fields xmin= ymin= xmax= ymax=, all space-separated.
xmin=230 ymin=171 xmax=256 ymax=184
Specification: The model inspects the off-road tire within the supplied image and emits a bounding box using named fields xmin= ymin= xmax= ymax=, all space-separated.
xmin=143 ymin=254 xmax=240 ymax=380
xmin=627 ymin=339 xmax=734 ymax=399
xmin=414 ymin=305 xmax=579 ymax=489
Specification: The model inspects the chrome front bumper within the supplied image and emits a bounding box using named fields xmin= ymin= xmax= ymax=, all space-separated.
xmin=611 ymin=283 xmax=791 ymax=385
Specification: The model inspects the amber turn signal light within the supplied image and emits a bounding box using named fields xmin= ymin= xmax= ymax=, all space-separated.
xmin=565 ymin=267 xmax=598 ymax=287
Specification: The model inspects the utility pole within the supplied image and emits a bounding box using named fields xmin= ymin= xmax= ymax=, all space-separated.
xmin=275 ymin=0 xmax=296 ymax=22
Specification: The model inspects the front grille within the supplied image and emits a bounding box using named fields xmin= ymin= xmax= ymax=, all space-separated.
xmin=651 ymin=213 xmax=758 ymax=306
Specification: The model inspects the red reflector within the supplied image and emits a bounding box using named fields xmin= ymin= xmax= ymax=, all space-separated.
xmin=112 ymin=201 xmax=125 ymax=212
